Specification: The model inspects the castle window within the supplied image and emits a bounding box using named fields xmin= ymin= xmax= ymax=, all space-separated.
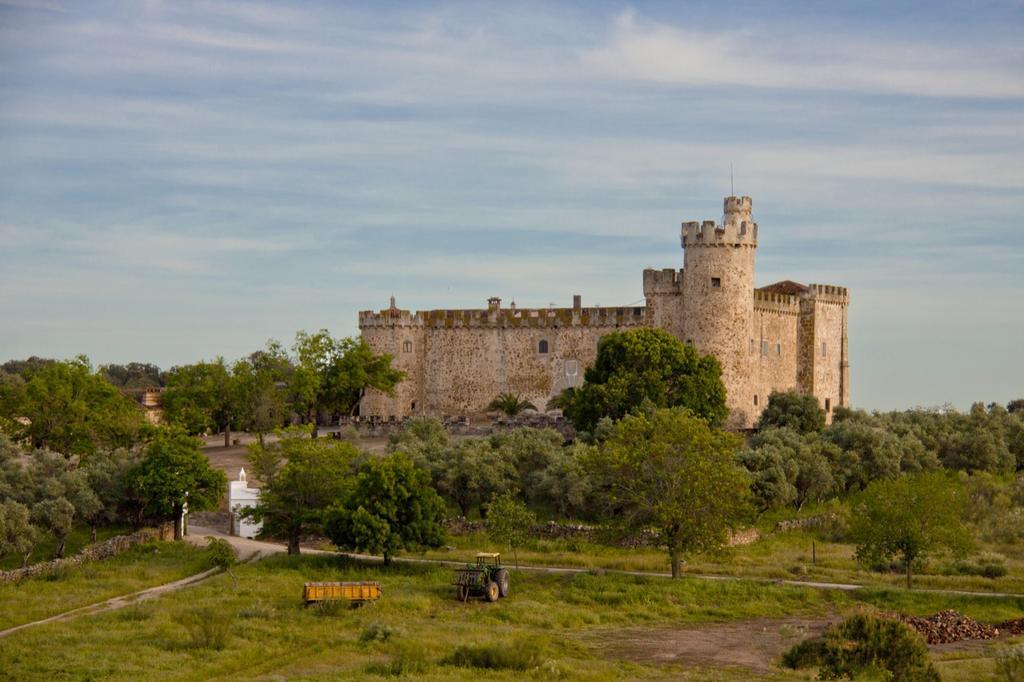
xmin=564 ymin=359 xmax=579 ymax=376
xmin=538 ymin=339 xmax=549 ymax=354
xmin=821 ymin=341 xmax=827 ymax=357
xmin=761 ymin=340 xmax=769 ymax=357
xmin=403 ymin=341 xmax=412 ymax=353
xmin=711 ymin=277 xmax=721 ymax=288
xmin=754 ymin=394 xmax=759 ymax=407
xmin=776 ymin=343 xmax=781 ymax=356
xmin=749 ymin=339 xmax=755 ymax=353
xmin=686 ymin=339 xmax=692 ymax=345
xmin=825 ymin=398 xmax=831 ymax=413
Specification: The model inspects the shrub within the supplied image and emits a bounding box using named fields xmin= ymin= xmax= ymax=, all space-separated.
xmin=442 ymin=637 xmax=545 ymax=671
xmin=360 ymin=621 xmax=394 ymax=644
xmin=176 ymin=607 xmax=233 ymax=650
xmin=996 ymin=644 xmax=1024 ymax=682
xmin=203 ymin=538 xmax=237 ymax=570
xmin=364 ymin=641 xmax=429 ymax=676
xmin=782 ymin=614 xmax=938 ymax=681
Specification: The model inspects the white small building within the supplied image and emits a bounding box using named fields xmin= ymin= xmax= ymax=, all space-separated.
xmin=228 ymin=468 xmax=263 ymax=539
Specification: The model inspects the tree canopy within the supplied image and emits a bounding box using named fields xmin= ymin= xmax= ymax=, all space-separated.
xmin=125 ymin=428 xmax=226 ymax=538
xmin=561 ymin=328 xmax=728 ymax=432
xmin=325 ymin=452 xmax=445 ymax=565
xmin=582 ymin=407 xmax=751 ymax=577
xmin=0 ymin=357 xmax=145 ymax=457
xmin=848 ymin=472 xmax=972 ymax=588
xmin=757 ymin=390 xmax=826 ymax=434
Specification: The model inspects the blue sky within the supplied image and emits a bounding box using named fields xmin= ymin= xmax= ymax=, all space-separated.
xmin=1 ymin=0 xmax=1022 ymax=411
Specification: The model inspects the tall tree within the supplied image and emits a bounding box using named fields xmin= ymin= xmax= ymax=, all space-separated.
xmin=0 ymin=499 xmax=38 ymax=567
xmin=232 ymin=344 xmax=292 ymax=446
xmin=242 ymin=436 xmax=357 ymax=554
xmin=582 ymin=408 xmax=751 ymax=577
xmin=486 ymin=491 xmax=535 ymax=569
xmin=0 ymin=357 xmax=145 ymax=457
xmin=293 ymin=331 xmax=404 ymax=431
xmin=848 ymin=472 xmax=972 ymax=588
xmin=563 ymin=328 xmax=728 ymax=432
xmin=161 ymin=359 xmax=238 ymax=447
xmin=125 ymin=428 xmax=226 ymax=539
xmin=757 ymin=390 xmax=826 ymax=434
xmin=325 ymin=452 xmax=445 ymax=565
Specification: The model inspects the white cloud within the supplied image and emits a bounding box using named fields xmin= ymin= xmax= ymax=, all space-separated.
xmin=583 ymin=10 xmax=1024 ymax=99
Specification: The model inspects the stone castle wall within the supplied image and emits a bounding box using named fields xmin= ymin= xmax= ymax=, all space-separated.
xmin=359 ymin=196 xmax=849 ymax=426
xmin=361 ymin=303 xmax=646 ymax=418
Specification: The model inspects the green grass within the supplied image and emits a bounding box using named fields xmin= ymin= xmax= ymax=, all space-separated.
xmin=3 ymin=549 xmax=1024 ymax=680
xmin=405 ymin=527 xmax=1024 ymax=595
xmin=0 ymin=522 xmax=133 ymax=570
xmin=0 ymin=540 xmax=210 ymax=630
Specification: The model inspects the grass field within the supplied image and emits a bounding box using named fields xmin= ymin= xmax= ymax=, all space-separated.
xmin=2 ymin=547 xmax=1024 ymax=680
xmin=403 ymin=527 xmax=1024 ymax=595
xmin=0 ymin=540 xmax=210 ymax=631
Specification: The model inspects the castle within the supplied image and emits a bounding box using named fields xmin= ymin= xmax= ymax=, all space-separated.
xmin=359 ymin=196 xmax=849 ymax=427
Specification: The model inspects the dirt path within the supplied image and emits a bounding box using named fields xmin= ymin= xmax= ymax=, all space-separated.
xmin=0 ymin=567 xmax=220 ymax=639
xmin=185 ymin=528 xmax=1024 ymax=600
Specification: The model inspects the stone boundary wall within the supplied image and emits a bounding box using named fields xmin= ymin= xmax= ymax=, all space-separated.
xmin=0 ymin=527 xmax=168 ymax=585
xmin=773 ymin=512 xmax=840 ymax=533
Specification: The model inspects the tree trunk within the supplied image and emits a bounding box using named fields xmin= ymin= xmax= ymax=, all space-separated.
xmin=383 ymin=550 xmax=390 ymax=566
xmin=670 ymin=550 xmax=680 ymax=578
xmin=224 ymin=425 xmax=231 ymax=448
xmin=91 ymin=525 xmax=97 ymax=543
xmin=174 ymin=505 xmax=184 ymax=541
xmin=514 ymin=546 xmax=519 ymax=570
xmin=258 ymin=432 xmax=265 ymax=447
xmin=906 ymin=557 xmax=912 ymax=589
xmin=288 ymin=535 xmax=301 ymax=555
xmin=54 ymin=536 xmax=67 ymax=559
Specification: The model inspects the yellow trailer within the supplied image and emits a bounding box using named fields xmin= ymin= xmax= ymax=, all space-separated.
xmin=303 ymin=581 xmax=382 ymax=606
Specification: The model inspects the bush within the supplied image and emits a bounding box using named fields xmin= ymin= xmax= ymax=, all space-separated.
xmin=996 ymin=644 xmax=1024 ymax=682
xmin=203 ymin=538 xmax=237 ymax=570
xmin=176 ymin=607 xmax=233 ymax=650
xmin=360 ymin=621 xmax=394 ymax=644
xmin=364 ymin=642 xmax=429 ymax=676
xmin=782 ymin=614 xmax=938 ymax=681
xmin=442 ymin=638 xmax=545 ymax=671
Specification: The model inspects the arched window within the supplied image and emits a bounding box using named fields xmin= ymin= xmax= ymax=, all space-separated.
xmin=538 ymin=339 xmax=549 ymax=354
xmin=403 ymin=341 xmax=412 ymax=353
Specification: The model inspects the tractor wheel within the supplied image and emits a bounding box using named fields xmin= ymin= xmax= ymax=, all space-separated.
xmin=495 ymin=569 xmax=510 ymax=598
xmin=456 ymin=584 xmax=470 ymax=602
xmin=484 ymin=580 xmax=500 ymax=602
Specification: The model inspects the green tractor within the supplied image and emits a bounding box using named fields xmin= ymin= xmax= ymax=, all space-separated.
xmin=452 ymin=552 xmax=510 ymax=602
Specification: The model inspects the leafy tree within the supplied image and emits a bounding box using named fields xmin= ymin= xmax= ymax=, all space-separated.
xmin=324 ymin=452 xmax=445 ymax=565
xmin=529 ymin=442 xmax=596 ymax=519
xmin=737 ymin=428 xmax=839 ymax=510
xmin=30 ymin=497 xmax=75 ymax=559
xmin=293 ymin=331 xmax=404 ymax=429
xmin=387 ymin=417 xmax=449 ymax=461
xmin=421 ymin=439 xmax=518 ymax=517
xmin=125 ymin=429 xmax=227 ymax=539
xmin=98 ymin=362 xmax=165 ymax=389
xmin=242 ymin=436 xmax=357 ymax=554
xmin=757 ymin=390 xmax=826 ymax=434
xmin=582 ymin=408 xmax=751 ymax=577
xmin=0 ymin=499 xmax=38 ymax=567
xmin=0 ymin=357 xmax=145 ymax=457
xmin=161 ymin=359 xmax=238 ymax=447
xmin=232 ymin=349 xmax=291 ymax=446
xmin=1008 ymin=399 xmax=1024 ymax=415
xmin=244 ymin=425 xmax=312 ymax=486
xmin=848 ymin=472 xmax=972 ymax=588
xmin=486 ymin=492 xmax=535 ymax=569
xmin=486 ymin=393 xmax=537 ymax=417
xmin=80 ymin=448 xmax=139 ymax=541
xmin=563 ymin=328 xmax=728 ymax=432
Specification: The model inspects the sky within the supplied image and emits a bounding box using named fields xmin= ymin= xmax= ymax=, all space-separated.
xmin=1 ymin=0 xmax=1022 ymax=412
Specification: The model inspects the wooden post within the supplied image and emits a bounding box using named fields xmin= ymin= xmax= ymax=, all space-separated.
xmin=812 ymin=541 xmax=816 ymax=565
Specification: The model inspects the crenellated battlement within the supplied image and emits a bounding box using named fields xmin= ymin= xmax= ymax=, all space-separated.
xmin=681 ymin=219 xmax=758 ymax=247
xmin=643 ymin=267 xmax=684 ymax=295
xmin=753 ymin=289 xmax=800 ymax=316
xmin=806 ymin=283 xmax=850 ymax=305
xmin=359 ymin=305 xmax=647 ymax=330
xmin=723 ymin=195 xmax=753 ymax=218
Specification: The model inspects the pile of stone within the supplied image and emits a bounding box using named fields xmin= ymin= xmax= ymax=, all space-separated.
xmin=894 ymin=610 xmax=999 ymax=644
xmin=997 ymin=618 xmax=1024 ymax=635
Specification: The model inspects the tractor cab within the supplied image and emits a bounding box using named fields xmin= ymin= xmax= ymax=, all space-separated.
xmin=475 ymin=552 xmax=501 ymax=568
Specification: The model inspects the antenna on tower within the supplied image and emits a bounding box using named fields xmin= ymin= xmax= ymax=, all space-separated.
xmin=730 ymin=162 xmax=734 ymax=196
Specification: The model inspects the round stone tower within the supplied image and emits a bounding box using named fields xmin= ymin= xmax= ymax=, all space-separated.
xmin=680 ymin=196 xmax=758 ymax=424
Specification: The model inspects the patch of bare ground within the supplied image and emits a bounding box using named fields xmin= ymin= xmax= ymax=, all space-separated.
xmin=589 ymin=616 xmax=835 ymax=672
